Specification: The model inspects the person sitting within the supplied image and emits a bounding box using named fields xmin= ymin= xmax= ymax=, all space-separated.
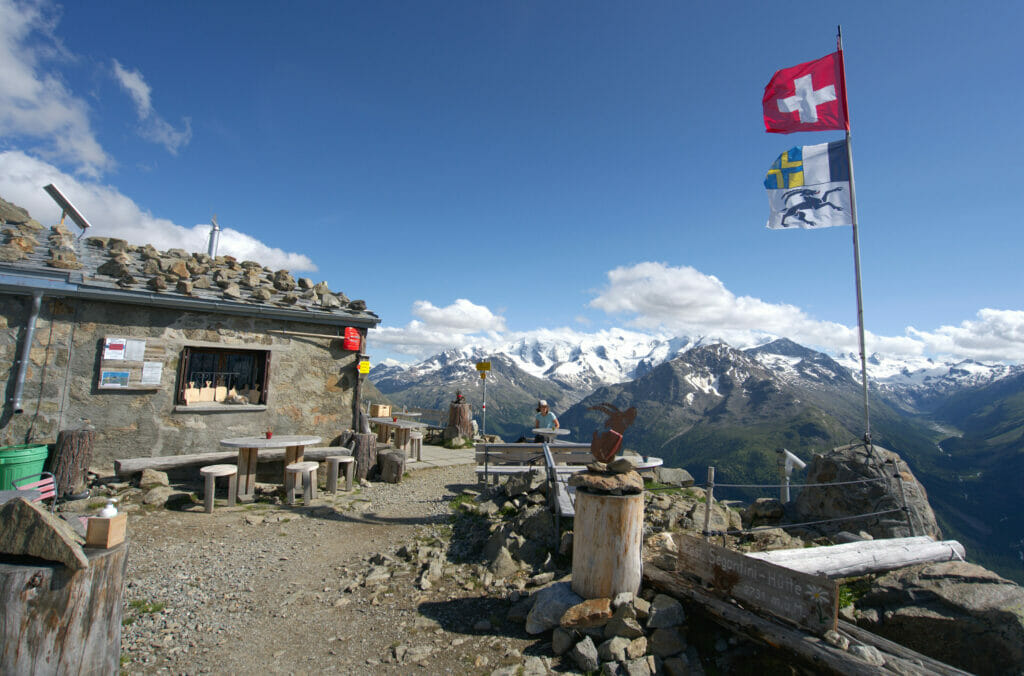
xmin=534 ymin=400 xmax=558 ymax=442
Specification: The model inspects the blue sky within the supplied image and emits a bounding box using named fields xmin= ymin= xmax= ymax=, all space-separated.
xmin=2 ymin=0 xmax=1023 ymax=364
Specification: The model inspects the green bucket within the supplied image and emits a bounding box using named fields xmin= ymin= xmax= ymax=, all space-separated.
xmin=0 ymin=444 xmax=50 ymax=490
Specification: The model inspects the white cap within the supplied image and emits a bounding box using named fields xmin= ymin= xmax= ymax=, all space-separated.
xmin=538 ymin=400 xmax=548 ymax=407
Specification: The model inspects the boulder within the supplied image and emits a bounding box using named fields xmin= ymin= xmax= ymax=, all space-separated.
xmin=742 ymin=497 xmax=785 ymax=527
xmin=561 ymin=598 xmax=613 ymax=628
xmin=504 ymin=471 xmax=544 ymax=497
xmin=855 ymin=561 xmax=1024 ymax=675
xmin=525 ymin=581 xmax=583 ymax=634
xmin=646 ymin=594 xmax=686 ymax=629
xmin=795 ymin=443 xmax=941 ymax=540
xmin=653 ymin=467 xmax=695 ymax=487
xmin=0 ymin=498 xmax=89 ymax=570
xmin=138 ymin=468 xmax=169 ymax=490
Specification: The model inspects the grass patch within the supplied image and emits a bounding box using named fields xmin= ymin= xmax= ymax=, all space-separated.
xmin=448 ymin=494 xmax=476 ymax=510
xmin=838 ymin=577 xmax=873 ymax=608
xmin=128 ymin=599 xmax=166 ymax=614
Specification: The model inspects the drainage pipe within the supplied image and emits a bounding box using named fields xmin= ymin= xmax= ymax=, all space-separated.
xmin=11 ymin=290 xmax=43 ymax=414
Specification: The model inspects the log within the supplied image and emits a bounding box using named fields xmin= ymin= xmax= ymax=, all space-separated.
xmin=351 ymin=432 xmax=377 ymax=481
xmin=447 ymin=402 xmax=473 ymax=439
xmin=571 ymin=490 xmax=644 ymax=599
xmin=1 ymin=543 xmax=128 ymax=675
xmin=746 ymin=536 xmax=966 ymax=578
xmin=51 ymin=428 xmax=94 ymax=498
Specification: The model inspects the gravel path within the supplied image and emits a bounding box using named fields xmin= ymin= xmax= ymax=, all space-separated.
xmin=119 ymin=464 xmax=545 ymax=675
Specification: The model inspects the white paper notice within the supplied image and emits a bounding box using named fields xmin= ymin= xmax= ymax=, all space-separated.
xmin=124 ymin=339 xmax=146 ymax=362
xmin=103 ymin=338 xmax=126 ymax=360
xmin=141 ymin=361 xmax=163 ymax=385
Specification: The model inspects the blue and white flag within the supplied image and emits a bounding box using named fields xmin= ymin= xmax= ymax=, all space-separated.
xmin=765 ymin=141 xmax=852 ymax=229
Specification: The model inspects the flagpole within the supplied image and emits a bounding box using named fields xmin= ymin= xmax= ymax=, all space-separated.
xmin=837 ymin=25 xmax=872 ymax=444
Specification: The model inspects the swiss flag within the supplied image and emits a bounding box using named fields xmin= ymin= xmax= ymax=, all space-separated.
xmin=763 ymin=51 xmax=848 ymax=134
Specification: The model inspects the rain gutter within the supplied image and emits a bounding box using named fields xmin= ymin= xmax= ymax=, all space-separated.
xmin=10 ymin=290 xmax=43 ymax=414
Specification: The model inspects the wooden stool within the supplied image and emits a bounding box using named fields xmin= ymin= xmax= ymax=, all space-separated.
xmin=325 ymin=456 xmax=355 ymax=494
xmin=409 ymin=431 xmax=423 ymax=462
xmin=285 ymin=461 xmax=320 ymax=505
xmin=199 ymin=464 xmax=238 ymax=513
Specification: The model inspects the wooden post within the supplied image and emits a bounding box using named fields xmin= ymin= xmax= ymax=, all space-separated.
xmin=351 ymin=329 xmax=366 ymax=433
xmin=447 ymin=402 xmax=473 ymax=439
xmin=571 ymin=491 xmax=644 ymax=599
xmin=703 ymin=466 xmax=714 ymax=540
xmin=351 ymin=432 xmax=377 ymax=481
xmin=0 ymin=543 xmax=128 ymax=674
xmin=50 ymin=428 xmax=94 ymax=498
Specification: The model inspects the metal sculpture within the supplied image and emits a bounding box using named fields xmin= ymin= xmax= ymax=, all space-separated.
xmin=588 ymin=403 xmax=637 ymax=463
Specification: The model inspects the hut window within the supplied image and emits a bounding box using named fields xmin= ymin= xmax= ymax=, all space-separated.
xmin=176 ymin=347 xmax=271 ymax=405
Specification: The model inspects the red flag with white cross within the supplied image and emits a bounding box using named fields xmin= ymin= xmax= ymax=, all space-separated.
xmin=763 ymin=51 xmax=848 ymax=134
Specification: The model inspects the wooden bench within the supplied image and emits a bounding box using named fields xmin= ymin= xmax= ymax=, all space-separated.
xmin=476 ymin=442 xmax=593 ymax=526
xmin=475 ymin=442 xmax=592 ymax=483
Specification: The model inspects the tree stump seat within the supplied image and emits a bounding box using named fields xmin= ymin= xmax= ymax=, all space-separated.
xmin=199 ymin=464 xmax=238 ymax=513
xmin=408 ymin=431 xmax=423 ymax=462
xmin=325 ymin=456 xmax=355 ymax=494
xmin=285 ymin=461 xmax=319 ymax=505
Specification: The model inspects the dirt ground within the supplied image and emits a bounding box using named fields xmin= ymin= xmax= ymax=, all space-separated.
xmin=118 ymin=464 xmax=549 ymax=675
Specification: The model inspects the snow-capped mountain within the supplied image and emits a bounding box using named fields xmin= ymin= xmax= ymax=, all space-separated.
xmin=372 ymin=331 xmax=1021 ymax=412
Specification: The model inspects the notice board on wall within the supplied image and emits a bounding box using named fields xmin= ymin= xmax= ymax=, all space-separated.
xmin=97 ymin=337 xmax=167 ymax=390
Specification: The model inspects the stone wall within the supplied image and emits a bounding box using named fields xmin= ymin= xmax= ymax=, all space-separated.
xmin=0 ymin=294 xmax=358 ymax=469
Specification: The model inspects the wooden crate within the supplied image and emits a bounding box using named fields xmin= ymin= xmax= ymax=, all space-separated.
xmin=85 ymin=513 xmax=127 ymax=548
xmin=369 ymin=404 xmax=391 ymax=418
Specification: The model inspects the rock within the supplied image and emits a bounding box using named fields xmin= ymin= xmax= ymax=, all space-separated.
xmin=604 ymin=604 xmax=645 ymax=639
xmin=508 ymin=595 xmax=537 ymax=624
xmin=569 ymin=470 xmax=644 ymax=495
xmin=612 ymin=591 xmax=634 ymax=609
xmin=378 ymin=451 xmax=405 ymax=483
xmin=607 ymin=458 xmax=636 ymax=474
xmin=521 ymin=656 xmax=548 ymax=676
xmin=795 ymin=443 xmax=941 ymax=540
xmin=364 ymin=566 xmax=391 ymax=586
xmin=633 ymin=596 xmax=651 ymax=621
xmin=488 ymin=547 xmax=519 ymax=579
xmin=142 ymin=485 xmax=175 ymax=507
xmin=623 ymin=656 xmax=652 ymax=676
xmin=653 ymin=467 xmax=695 ymax=487
xmin=569 ymin=636 xmax=600 ymax=673
xmin=138 ymin=469 xmax=169 ymax=490
xmin=0 ymin=498 xmax=89 ymax=570
xmin=561 ymin=598 xmax=613 ymax=628
xmin=648 ymin=627 xmax=687 ymax=657
xmin=742 ymin=497 xmax=784 ymax=527
xmin=646 ymin=594 xmax=686 ymax=629
xmin=551 ymin=627 xmax=577 ymax=655
xmin=518 ymin=506 xmax=556 ymax=544
xmin=662 ymin=655 xmax=690 ymax=676
xmin=854 ymin=560 xmax=1024 ymax=675
xmin=525 ymin=581 xmax=583 ymax=634
xmin=504 ymin=471 xmax=544 ymax=497
xmin=598 ymin=636 xmax=630 ymax=662
xmin=626 ymin=636 xmax=647 ymax=659
xmin=222 ymin=283 xmax=242 ymax=299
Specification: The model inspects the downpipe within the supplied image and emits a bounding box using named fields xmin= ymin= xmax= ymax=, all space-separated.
xmin=11 ymin=290 xmax=43 ymax=414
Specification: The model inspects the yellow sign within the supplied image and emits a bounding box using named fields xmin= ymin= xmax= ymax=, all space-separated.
xmin=476 ymin=361 xmax=491 ymax=371
xmin=357 ymin=360 xmax=370 ymax=374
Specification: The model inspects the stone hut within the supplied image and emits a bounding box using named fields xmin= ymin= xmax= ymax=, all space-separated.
xmin=0 ymin=196 xmax=379 ymax=469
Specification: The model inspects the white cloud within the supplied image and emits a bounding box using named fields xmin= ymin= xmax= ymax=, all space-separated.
xmin=371 ymin=299 xmax=506 ymax=356
xmin=0 ymin=151 xmax=317 ymax=271
xmin=908 ymin=309 xmax=1024 ymax=362
xmin=0 ymin=0 xmax=111 ymax=177
xmin=112 ymin=60 xmax=192 ymax=155
xmin=589 ymin=262 xmax=1020 ymax=363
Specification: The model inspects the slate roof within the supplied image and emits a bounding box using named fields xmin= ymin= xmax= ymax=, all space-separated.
xmin=0 ymin=197 xmax=379 ymax=329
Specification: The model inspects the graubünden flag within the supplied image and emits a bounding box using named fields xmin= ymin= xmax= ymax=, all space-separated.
xmin=765 ymin=141 xmax=852 ymax=229
xmin=763 ymin=52 xmax=848 ymax=134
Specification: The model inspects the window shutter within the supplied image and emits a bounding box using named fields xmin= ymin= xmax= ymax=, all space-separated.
xmin=261 ymin=350 xmax=272 ymax=405
xmin=176 ymin=346 xmax=192 ymax=404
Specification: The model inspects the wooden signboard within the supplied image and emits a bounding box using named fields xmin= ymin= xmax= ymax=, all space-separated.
xmin=97 ymin=336 xmax=167 ymax=391
xmin=675 ymin=533 xmax=838 ymax=635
